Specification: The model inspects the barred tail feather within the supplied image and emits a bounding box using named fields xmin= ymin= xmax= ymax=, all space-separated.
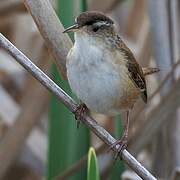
xmin=142 ymin=67 xmax=160 ymax=76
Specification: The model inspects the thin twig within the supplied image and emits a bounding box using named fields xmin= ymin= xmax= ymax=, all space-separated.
xmin=0 ymin=33 xmax=157 ymax=180
xmin=23 ymin=0 xmax=73 ymax=79
xmin=0 ymin=44 xmax=50 ymax=178
xmin=133 ymin=60 xmax=180 ymax=123
xmin=129 ymin=78 xmax=180 ymax=154
xmin=145 ymin=61 xmax=179 ymax=101
xmin=55 ymin=60 xmax=180 ymax=179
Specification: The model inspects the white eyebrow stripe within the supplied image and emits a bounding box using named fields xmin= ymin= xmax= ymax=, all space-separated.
xmin=93 ymin=21 xmax=110 ymax=27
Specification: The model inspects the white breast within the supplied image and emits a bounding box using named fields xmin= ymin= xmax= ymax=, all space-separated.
xmin=66 ymin=33 xmax=129 ymax=115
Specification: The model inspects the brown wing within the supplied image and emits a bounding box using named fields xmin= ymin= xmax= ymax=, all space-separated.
xmin=116 ymin=35 xmax=147 ymax=103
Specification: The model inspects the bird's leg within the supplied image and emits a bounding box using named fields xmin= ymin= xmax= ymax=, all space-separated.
xmin=110 ymin=110 xmax=130 ymax=159
xmin=74 ymin=103 xmax=88 ymax=128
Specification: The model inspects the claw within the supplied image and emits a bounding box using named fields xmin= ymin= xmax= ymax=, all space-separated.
xmin=74 ymin=103 xmax=88 ymax=128
xmin=109 ymin=134 xmax=128 ymax=160
xmin=108 ymin=110 xmax=130 ymax=160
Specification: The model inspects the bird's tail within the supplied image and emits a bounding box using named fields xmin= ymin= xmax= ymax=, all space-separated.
xmin=142 ymin=67 xmax=160 ymax=76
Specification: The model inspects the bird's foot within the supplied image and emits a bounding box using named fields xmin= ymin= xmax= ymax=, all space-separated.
xmin=74 ymin=103 xmax=88 ymax=128
xmin=109 ymin=134 xmax=128 ymax=160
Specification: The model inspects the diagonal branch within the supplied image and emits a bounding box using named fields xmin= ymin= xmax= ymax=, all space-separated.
xmin=0 ymin=44 xmax=50 ymax=178
xmin=129 ymin=77 xmax=180 ymax=155
xmin=133 ymin=60 xmax=180 ymax=125
xmin=0 ymin=33 xmax=157 ymax=180
xmin=23 ymin=0 xmax=73 ymax=79
xmin=54 ymin=59 xmax=180 ymax=179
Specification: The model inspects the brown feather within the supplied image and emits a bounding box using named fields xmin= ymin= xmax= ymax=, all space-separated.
xmin=142 ymin=67 xmax=160 ymax=76
xmin=115 ymin=35 xmax=147 ymax=103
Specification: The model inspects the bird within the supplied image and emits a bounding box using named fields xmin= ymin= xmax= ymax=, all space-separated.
xmin=63 ymin=11 xmax=159 ymax=154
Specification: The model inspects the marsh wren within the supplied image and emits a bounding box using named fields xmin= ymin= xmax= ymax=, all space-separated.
xmin=63 ymin=11 xmax=159 ymax=154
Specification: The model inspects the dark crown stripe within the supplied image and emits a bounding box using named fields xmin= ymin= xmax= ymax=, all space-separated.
xmin=76 ymin=11 xmax=114 ymax=26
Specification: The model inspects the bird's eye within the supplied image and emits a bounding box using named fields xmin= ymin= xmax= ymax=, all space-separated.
xmin=92 ymin=26 xmax=99 ymax=32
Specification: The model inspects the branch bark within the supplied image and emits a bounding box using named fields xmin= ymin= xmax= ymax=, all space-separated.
xmin=133 ymin=60 xmax=180 ymax=125
xmin=23 ymin=0 xmax=72 ymax=79
xmin=129 ymin=78 xmax=180 ymax=154
xmin=0 ymin=33 xmax=157 ymax=180
xmin=0 ymin=44 xmax=50 ymax=178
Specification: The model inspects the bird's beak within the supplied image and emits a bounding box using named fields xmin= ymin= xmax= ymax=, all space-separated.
xmin=63 ymin=24 xmax=79 ymax=33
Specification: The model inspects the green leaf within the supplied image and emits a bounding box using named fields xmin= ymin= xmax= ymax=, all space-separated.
xmin=47 ymin=1 xmax=89 ymax=180
xmin=109 ymin=115 xmax=125 ymax=179
xmin=87 ymin=147 xmax=100 ymax=180
xmin=47 ymin=66 xmax=89 ymax=180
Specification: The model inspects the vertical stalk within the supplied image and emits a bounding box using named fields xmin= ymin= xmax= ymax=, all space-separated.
xmin=109 ymin=115 xmax=124 ymax=179
xmin=47 ymin=1 xmax=89 ymax=180
xmin=148 ymin=0 xmax=173 ymax=178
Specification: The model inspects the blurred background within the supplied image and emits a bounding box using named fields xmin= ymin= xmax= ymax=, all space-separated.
xmin=0 ymin=0 xmax=180 ymax=179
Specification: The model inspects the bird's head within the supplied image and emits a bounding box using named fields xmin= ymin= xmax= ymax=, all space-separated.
xmin=63 ymin=11 xmax=115 ymax=38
